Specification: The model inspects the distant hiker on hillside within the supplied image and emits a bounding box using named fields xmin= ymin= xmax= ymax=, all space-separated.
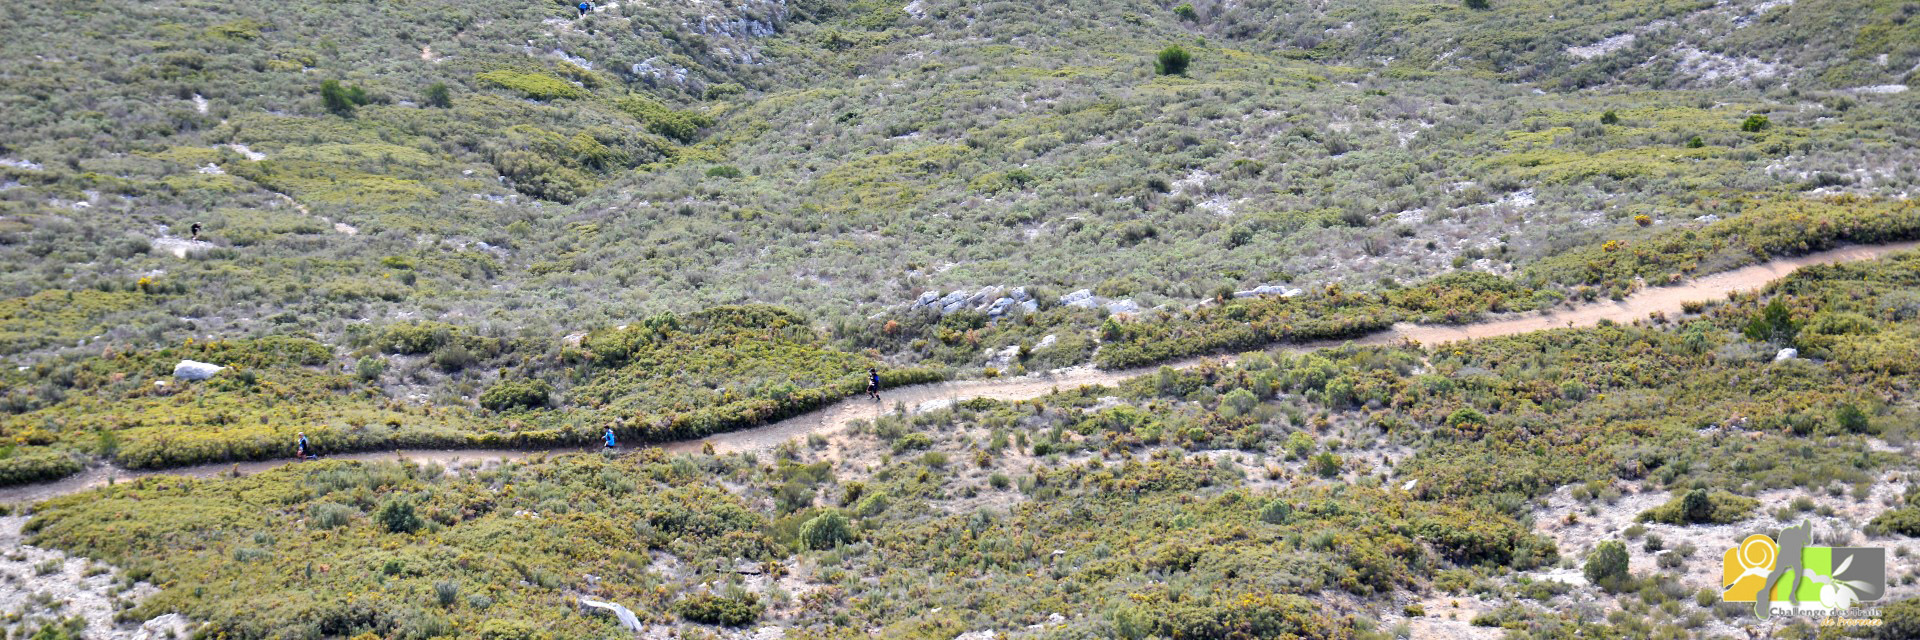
xmin=577 ymin=1 xmax=593 ymax=17
xmin=190 ymin=222 xmax=201 ymax=241
xmin=867 ymin=367 xmax=881 ymax=401
xmin=603 ymin=426 xmax=617 ymax=450
xmin=296 ymin=431 xmax=312 ymax=459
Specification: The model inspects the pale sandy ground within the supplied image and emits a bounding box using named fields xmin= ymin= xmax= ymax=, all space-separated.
xmin=0 ymin=517 xmax=191 ymax=639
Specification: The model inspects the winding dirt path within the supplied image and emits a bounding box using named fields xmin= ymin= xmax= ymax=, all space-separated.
xmin=2 ymin=241 xmax=1913 ymax=505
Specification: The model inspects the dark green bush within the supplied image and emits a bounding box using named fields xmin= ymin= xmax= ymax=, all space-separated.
xmin=1871 ymin=508 xmax=1920 ymax=536
xmin=799 ymin=509 xmax=853 ymax=550
xmin=479 ymin=379 xmax=551 ymax=412
xmin=320 ymin=79 xmax=357 ymax=116
xmin=1156 ymin=46 xmax=1191 ymax=76
xmin=0 ymin=449 xmax=83 ymax=486
xmin=424 ymin=82 xmax=452 ymax=108
xmin=675 ymin=592 xmax=762 ymax=627
xmin=1743 ymin=298 xmax=1800 ymax=344
xmin=1638 ymin=490 xmax=1757 ymax=525
xmin=1880 ymin=597 xmax=1920 ymax=639
xmin=1584 ymin=540 xmax=1629 ymax=590
xmin=1258 ymin=499 xmax=1292 ymax=524
xmin=377 ymin=497 xmax=422 ymax=534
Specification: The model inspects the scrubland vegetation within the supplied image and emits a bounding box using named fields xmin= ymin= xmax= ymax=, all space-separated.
xmin=4 ymin=0 xmax=1920 ymax=636
xmin=16 ymin=247 xmax=1920 ymax=638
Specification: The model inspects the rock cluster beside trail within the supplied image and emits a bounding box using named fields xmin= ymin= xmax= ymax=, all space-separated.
xmin=1058 ymin=289 xmax=1144 ymax=315
xmin=911 ymin=286 xmax=1039 ymax=317
xmin=909 ymin=287 xmax=1156 ymax=317
xmin=173 ymin=360 xmax=224 ymax=380
xmin=1232 ymin=284 xmax=1303 ymax=299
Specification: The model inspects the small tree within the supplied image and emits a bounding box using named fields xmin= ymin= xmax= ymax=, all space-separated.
xmin=321 ymin=79 xmax=356 ymax=116
xmin=1220 ymin=388 xmax=1258 ymax=418
xmin=1585 ymin=540 xmax=1630 ymax=590
xmin=1742 ymin=297 xmax=1800 ymax=344
xmin=1834 ymin=403 xmax=1871 ymax=434
xmin=424 ymin=82 xmax=452 ymax=108
xmin=354 ymin=356 xmax=387 ymax=382
xmin=1600 ymin=110 xmax=1619 ymax=125
xmin=1156 ymin=45 xmax=1191 ymax=76
xmin=1680 ymin=488 xmax=1713 ymax=523
xmin=1741 ymin=114 xmax=1770 ymax=132
xmin=799 ymin=509 xmax=853 ymax=550
xmin=1259 ymin=499 xmax=1293 ymax=525
xmin=1687 ymin=135 xmax=1705 ymax=148
xmin=377 ymin=497 xmax=423 ymax=534
xmin=1173 ymin=3 xmax=1198 ymax=21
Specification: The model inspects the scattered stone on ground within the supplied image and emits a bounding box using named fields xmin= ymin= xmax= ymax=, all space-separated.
xmin=0 ymin=517 xmax=194 ymax=640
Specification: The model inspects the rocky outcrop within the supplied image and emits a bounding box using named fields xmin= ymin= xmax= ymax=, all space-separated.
xmin=1232 ymin=284 xmax=1303 ymax=299
xmin=172 ymin=360 xmax=224 ymax=381
xmin=912 ymin=286 xmax=1036 ymax=318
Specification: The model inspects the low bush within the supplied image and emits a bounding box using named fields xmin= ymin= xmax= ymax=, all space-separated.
xmin=0 ymin=448 xmax=84 ymax=486
xmin=479 ymin=379 xmax=551 ymax=412
xmin=675 ymin=592 xmax=762 ymax=627
xmin=1155 ymin=46 xmax=1191 ymax=76
xmin=477 ymin=70 xmax=588 ymax=101
xmin=1584 ymin=540 xmax=1630 ymax=591
xmin=1638 ymin=489 xmax=1758 ymax=525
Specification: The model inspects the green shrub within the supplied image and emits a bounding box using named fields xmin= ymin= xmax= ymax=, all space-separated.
xmin=1834 ymin=403 xmax=1872 ymax=434
xmin=1172 ymin=3 xmax=1197 ymax=20
xmin=675 ymin=592 xmax=762 ymax=627
xmin=1156 ymin=46 xmax=1191 ymax=76
xmin=705 ymin=165 xmax=743 ymax=179
xmin=377 ymin=496 xmax=422 ymax=534
xmin=424 ymin=82 xmax=452 ymax=108
xmin=479 ymin=379 xmax=550 ymax=412
xmin=1599 ymin=110 xmax=1619 ymax=125
xmin=799 ymin=509 xmax=853 ymax=550
xmin=1584 ymin=540 xmax=1630 ymax=590
xmin=374 ymin=321 xmax=460 ymax=355
xmin=1258 ymin=499 xmax=1292 ymax=525
xmin=1638 ymin=490 xmax=1757 ymax=525
xmin=434 ymin=580 xmax=459 ymax=607
xmin=309 ymin=502 xmax=355 ymax=530
xmin=0 ymin=449 xmax=84 ymax=487
xmin=478 ymin=619 xmax=547 ymax=640
xmin=615 ymin=96 xmax=712 ymax=143
xmin=354 ymin=356 xmax=387 ymax=382
xmin=1741 ymin=114 xmax=1770 ymax=132
xmin=477 ymin=70 xmax=588 ymax=101
xmin=1880 ymin=597 xmax=1920 ymax=639
xmin=1309 ymin=452 xmax=1342 ymax=477
xmin=891 ymin=432 xmax=933 ymax=453
xmin=320 ymin=79 xmax=366 ymax=116
xmin=1743 ymin=298 xmax=1800 ymax=344
xmin=1871 ymin=508 xmax=1920 ymax=536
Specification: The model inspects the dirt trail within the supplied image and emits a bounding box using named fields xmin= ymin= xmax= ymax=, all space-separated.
xmin=1 ymin=241 xmax=1913 ymax=505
